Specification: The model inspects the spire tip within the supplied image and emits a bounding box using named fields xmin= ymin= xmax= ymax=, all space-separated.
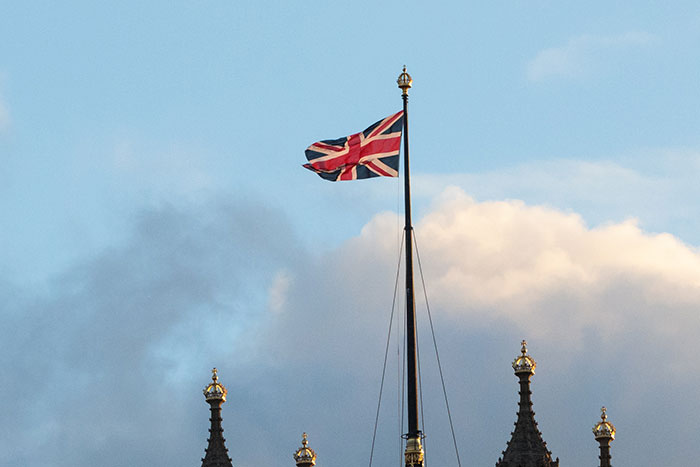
xmin=397 ymin=66 xmax=412 ymax=95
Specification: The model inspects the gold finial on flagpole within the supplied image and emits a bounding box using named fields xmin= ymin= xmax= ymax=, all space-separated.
xmin=397 ymin=65 xmax=412 ymax=95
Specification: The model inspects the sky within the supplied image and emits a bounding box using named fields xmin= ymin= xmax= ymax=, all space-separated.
xmin=1 ymin=1 xmax=700 ymax=466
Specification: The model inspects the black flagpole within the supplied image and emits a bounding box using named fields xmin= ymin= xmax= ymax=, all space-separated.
xmin=397 ymin=66 xmax=424 ymax=467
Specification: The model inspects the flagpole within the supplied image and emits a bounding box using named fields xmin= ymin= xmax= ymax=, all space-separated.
xmin=398 ymin=66 xmax=424 ymax=467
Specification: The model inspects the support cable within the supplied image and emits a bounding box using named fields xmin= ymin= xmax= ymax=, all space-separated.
xmin=416 ymin=316 xmax=427 ymax=467
xmin=368 ymin=233 xmax=405 ymax=467
xmin=397 ymin=182 xmax=406 ymax=467
xmin=400 ymin=297 xmax=406 ymax=467
xmin=414 ymin=232 xmax=463 ymax=467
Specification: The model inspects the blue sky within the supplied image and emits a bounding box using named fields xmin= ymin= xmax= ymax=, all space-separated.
xmin=2 ymin=2 xmax=700 ymax=466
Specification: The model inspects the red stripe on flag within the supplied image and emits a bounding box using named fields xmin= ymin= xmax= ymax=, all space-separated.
xmin=366 ymin=111 xmax=404 ymax=139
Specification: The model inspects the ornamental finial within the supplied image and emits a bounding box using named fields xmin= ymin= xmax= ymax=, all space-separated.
xmin=397 ymin=65 xmax=412 ymax=95
xmin=203 ymin=367 xmax=227 ymax=402
xmin=512 ymin=339 xmax=536 ymax=375
xmin=294 ymin=432 xmax=317 ymax=467
xmin=593 ymin=406 xmax=616 ymax=440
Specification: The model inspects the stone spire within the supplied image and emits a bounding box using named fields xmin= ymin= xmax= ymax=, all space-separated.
xmin=293 ymin=432 xmax=317 ymax=467
xmin=496 ymin=341 xmax=559 ymax=467
xmin=593 ymin=406 xmax=616 ymax=467
xmin=201 ymin=368 xmax=233 ymax=467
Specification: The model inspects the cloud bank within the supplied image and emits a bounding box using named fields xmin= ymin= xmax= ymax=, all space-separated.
xmin=2 ymin=188 xmax=699 ymax=467
xmin=417 ymin=188 xmax=700 ymax=360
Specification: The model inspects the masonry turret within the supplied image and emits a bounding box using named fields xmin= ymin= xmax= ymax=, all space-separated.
xmin=495 ymin=340 xmax=559 ymax=467
xmin=201 ymin=368 xmax=233 ymax=467
xmin=593 ymin=407 xmax=615 ymax=467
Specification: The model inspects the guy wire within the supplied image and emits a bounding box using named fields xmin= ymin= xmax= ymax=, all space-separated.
xmin=414 ymin=232 xmax=463 ymax=467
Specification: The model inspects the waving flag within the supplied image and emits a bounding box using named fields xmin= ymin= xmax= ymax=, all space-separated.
xmin=303 ymin=111 xmax=404 ymax=181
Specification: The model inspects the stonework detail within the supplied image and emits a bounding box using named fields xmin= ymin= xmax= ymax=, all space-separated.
xmin=201 ymin=368 xmax=233 ymax=467
xmin=496 ymin=342 xmax=559 ymax=467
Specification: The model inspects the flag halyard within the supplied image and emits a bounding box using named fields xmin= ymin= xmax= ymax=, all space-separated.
xmin=303 ymin=110 xmax=404 ymax=181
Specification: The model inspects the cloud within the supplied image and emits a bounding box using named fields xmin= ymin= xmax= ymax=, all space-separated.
xmin=110 ymin=137 xmax=216 ymax=198
xmin=268 ymin=269 xmax=292 ymax=314
xmin=2 ymin=188 xmax=699 ymax=467
xmin=267 ymin=188 xmax=700 ymax=467
xmin=0 ymin=93 xmax=10 ymax=132
xmin=527 ymin=32 xmax=656 ymax=81
xmin=416 ymin=188 xmax=700 ymax=355
xmin=414 ymin=150 xmax=700 ymax=243
xmin=0 ymin=198 xmax=301 ymax=466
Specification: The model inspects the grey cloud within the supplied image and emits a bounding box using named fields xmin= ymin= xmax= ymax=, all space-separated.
xmin=0 ymin=198 xmax=300 ymax=466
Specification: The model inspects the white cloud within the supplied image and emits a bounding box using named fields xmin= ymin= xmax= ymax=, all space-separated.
xmin=269 ymin=189 xmax=700 ymax=466
xmin=414 ymin=188 xmax=700 ymax=357
xmin=268 ymin=268 xmax=292 ymax=314
xmin=414 ymin=150 xmax=700 ymax=243
xmin=310 ymin=187 xmax=700 ymax=376
xmin=527 ymin=32 xmax=656 ymax=81
xmin=0 ymin=94 xmax=10 ymax=132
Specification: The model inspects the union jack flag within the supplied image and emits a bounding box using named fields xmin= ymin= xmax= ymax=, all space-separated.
xmin=303 ymin=111 xmax=404 ymax=181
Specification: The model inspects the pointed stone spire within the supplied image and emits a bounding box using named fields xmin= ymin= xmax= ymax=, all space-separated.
xmin=201 ymin=368 xmax=233 ymax=467
xmin=593 ymin=406 xmax=616 ymax=467
xmin=294 ymin=432 xmax=317 ymax=467
xmin=496 ymin=341 xmax=559 ymax=467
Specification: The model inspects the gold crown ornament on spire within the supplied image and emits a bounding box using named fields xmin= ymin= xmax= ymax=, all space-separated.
xmin=512 ymin=340 xmax=537 ymax=375
xmin=397 ymin=66 xmax=412 ymax=95
xmin=593 ymin=406 xmax=616 ymax=440
xmin=294 ymin=432 xmax=317 ymax=467
xmin=203 ymin=367 xmax=228 ymax=402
